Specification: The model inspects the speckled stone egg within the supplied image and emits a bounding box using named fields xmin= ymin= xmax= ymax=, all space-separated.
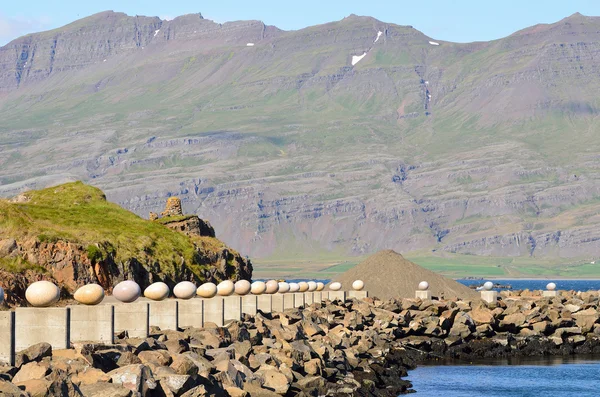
xmin=298 ymin=282 xmax=309 ymax=292
xmin=289 ymin=283 xmax=300 ymax=293
xmin=197 ymin=283 xmax=218 ymax=298
xmin=235 ymin=280 xmax=252 ymax=295
xmin=113 ymin=280 xmax=141 ymax=303
xmin=174 ymin=281 xmax=197 ymax=299
xmin=316 ymin=282 xmax=325 ymax=291
xmin=74 ymin=284 xmax=105 ymax=305
xmin=265 ymin=280 xmax=279 ymax=294
xmin=250 ymin=281 xmax=266 ymax=295
xmin=217 ymin=280 xmax=235 ymax=296
xmin=307 ymin=281 xmax=318 ymax=292
xmin=277 ymin=282 xmax=290 ymax=293
xmin=352 ymin=280 xmax=365 ymax=291
xmin=144 ymin=282 xmax=170 ymax=301
xmin=329 ymin=282 xmax=342 ymax=291
xmin=26 ymin=281 xmax=60 ymax=307
xmin=418 ymin=281 xmax=429 ymax=291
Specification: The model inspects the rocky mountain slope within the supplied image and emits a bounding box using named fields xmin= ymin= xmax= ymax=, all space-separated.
xmin=0 ymin=182 xmax=251 ymax=305
xmin=0 ymin=11 xmax=599 ymax=268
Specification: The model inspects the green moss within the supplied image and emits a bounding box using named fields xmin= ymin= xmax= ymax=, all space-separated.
xmin=0 ymin=256 xmax=47 ymax=274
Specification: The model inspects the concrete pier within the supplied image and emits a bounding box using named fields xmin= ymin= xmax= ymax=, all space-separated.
xmin=0 ymin=311 xmax=15 ymax=365
xmin=203 ymin=297 xmax=224 ymax=327
xmin=293 ymin=293 xmax=305 ymax=308
xmin=348 ymin=291 xmax=368 ymax=300
xmin=178 ymin=299 xmax=203 ymax=329
xmin=149 ymin=301 xmax=178 ymax=331
xmin=328 ymin=291 xmax=346 ymax=302
xmin=257 ymin=295 xmax=272 ymax=313
xmin=272 ymin=294 xmax=285 ymax=312
xmin=224 ymin=296 xmax=242 ymax=324
xmin=481 ymin=290 xmax=498 ymax=304
xmin=304 ymin=292 xmax=314 ymax=305
xmin=15 ymin=307 xmax=70 ymax=351
xmin=114 ymin=302 xmax=149 ymax=338
xmin=242 ymin=295 xmax=258 ymax=316
xmin=415 ymin=291 xmax=431 ymax=300
xmin=69 ymin=305 xmax=114 ymax=344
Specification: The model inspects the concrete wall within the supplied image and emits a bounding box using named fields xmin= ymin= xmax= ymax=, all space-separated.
xmin=178 ymin=299 xmax=203 ymax=329
xmin=114 ymin=302 xmax=149 ymax=338
xmin=224 ymin=296 xmax=242 ymax=324
xmin=0 ymin=311 xmax=15 ymax=365
xmin=293 ymin=293 xmax=305 ymax=308
xmin=313 ymin=291 xmax=322 ymax=303
xmin=329 ymin=291 xmax=346 ymax=302
xmin=203 ymin=298 xmax=224 ymax=327
xmin=304 ymin=292 xmax=314 ymax=305
xmin=149 ymin=301 xmax=178 ymax=331
xmin=257 ymin=295 xmax=272 ymax=313
xmin=272 ymin=294 xmax=285 ymax=312
xmin=15 ymin=307 xmax=70 ymax=351
xmin=348 ymin=291 xmax=368 ymax=300
xmin=283 ymin=294 xmax=294 ymax=310
xmin=69 ymin=305 xmax=114 ymax=344
xmin=242 ymin=295 xmax=258 ymax=316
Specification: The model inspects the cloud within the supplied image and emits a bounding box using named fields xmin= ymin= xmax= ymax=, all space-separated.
xmin=0 ymin=14 xmax=52 ymax=46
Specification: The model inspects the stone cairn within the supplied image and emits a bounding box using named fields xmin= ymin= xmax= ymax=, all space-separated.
xmin=161 ymin=197 xmax=183 ymax=217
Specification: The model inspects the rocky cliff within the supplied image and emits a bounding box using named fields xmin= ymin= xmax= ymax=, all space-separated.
xmin=0 ymin=182 xmax=252 ymax=305
xmin=1 ymin=12 xmax=600 ymax=268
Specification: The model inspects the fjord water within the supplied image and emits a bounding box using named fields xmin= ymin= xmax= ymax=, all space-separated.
xmin=457 ymin=279 xmax=600 ymax=291
xmin=408 ymin=356 xmax=600 ymax=396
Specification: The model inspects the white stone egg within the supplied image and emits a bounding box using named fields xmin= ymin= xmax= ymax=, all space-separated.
xmin=298 ymin=282 xmax=309 ymax=292
xmin=250 ymin=281 xmax=266 ymax=295
xmin=265 ymin=280 xmax=279 ymax=294
xmin=217 ymin=280 xmax=235 ymax=296
xmin=307 ymin=281 xmax=317 ymax=292
xmin=173 ymin=281 xmax=196 ymax=299
xmin=547 ymin=282 xmax=557 ymax=291
xmin=234 ymin=280 xmax=252 ymax=295
xmin=316 ymin=282 xmax=325 ymax=291
xmin=278 ymin=282 xmax=290 ymax=293
xmin=418 ymin=281 xmax=429 ymax=291
xmin=352 ymin=280 xmax=365 ymax=291
xmin=25 ymin=281 xmax=60 ymax=307
xmin=144 ymin=282 xmax=170 ymax=301
xmin=329 ymin=282 xmax=342 ymax=291
xmin=483 ymin=281 xmax=494 ymax=291
xmin=289 ymin=283 xmax=300 ymax=293
xmin=74 ymin=283 xmax=105 ymax=305
xmin=197 ymin=283 xmax=218 ymax=298
xmin=113 ymin=280 xmax=141 ymax=303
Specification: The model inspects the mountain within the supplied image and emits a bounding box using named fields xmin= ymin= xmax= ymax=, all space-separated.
xmin=1 ymin=11 xmax=599 ymax=273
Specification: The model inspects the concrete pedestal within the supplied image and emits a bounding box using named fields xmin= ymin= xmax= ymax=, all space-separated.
xmin=272 ymin=294 xmax=285 ymax=312
xmin=543 ymin=290 xmax=559 ymax=298
xmin=257 ymin=295 xmax=272 ymax=313
xmin=203 ymin=298 xmax=225 ymax=327
xmin=242 ymin=295 xmax=258 ymax=316
xmin=348 ymin=291 xmax=368 ymax=300
xmin=224 ymin=296 xmax=242 ymax=324
xmin=149 ymin=301 xmax=178 ymax=331
xmin=0 ymin=311 xmax=15 ymax=365
xmin=283 ymin=294 xmax=295 ymax=310
xmin=415 ymin=290 xmax=431 ymax=300
xmin=313 ymin=292 xmax=323 ymax=303
xmin=320 ymin=291 xmax=329 ymax=302
xmin=481 ymin=290 xmax=498 ymax=304
xmin=293 ymin=293 xmax=305 ymax=308
xmin=69 ymin=305 xmax=114 ymax=344
xmin=15 ymin=307 xmax=70 ymax=351
xmin=178 ymin=299 xmax=203 ymax=329
xmin=304 ymin=292 xmax=314 ymax=305
xmin=328 ymin=291 xmax=346 ymax=302
xmin=114 ymin=302 xmax=149 ymax=338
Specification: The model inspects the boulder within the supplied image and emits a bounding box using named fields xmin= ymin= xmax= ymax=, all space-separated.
xmin=108 ymin=364 xmax=157 ymax=395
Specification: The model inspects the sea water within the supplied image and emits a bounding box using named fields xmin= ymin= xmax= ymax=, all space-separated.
xmin=457 ymin=279 xmax=600 ymax=291
xmin=407 ymin=355 xmax=600 ymax=396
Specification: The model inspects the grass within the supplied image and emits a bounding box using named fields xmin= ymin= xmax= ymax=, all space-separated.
xmin=0 ymin=182 xmax=240 ymax=280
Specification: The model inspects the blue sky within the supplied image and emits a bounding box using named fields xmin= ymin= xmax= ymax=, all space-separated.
xmin=1 ymin=0 xmax=600 ymax=45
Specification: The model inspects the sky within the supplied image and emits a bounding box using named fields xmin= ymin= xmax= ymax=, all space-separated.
xmin=1 ymin=0 xmax=600 ymax=46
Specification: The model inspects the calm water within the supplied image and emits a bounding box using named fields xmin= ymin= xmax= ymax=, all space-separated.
xmin=408 ymin=356 xmax=600 ymax=396
xmin=457 ymin=279 xmax=600 ymax=291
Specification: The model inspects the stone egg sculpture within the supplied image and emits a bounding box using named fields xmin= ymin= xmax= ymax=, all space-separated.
xmin=174 ymin=281 xmax=197 ymax=300
xmin=289 ymin=283 xmax=300 ymax=293
xmin=74 ymin=283 xmax=105 ymax=305
xmin=265 ymin=280 xmax=279 ymax=294
xmin=144 ymin=282 xmax=170 ymax=301
xmin=217 ymin=280 xmax=235 ymax=296
xmin=278 ymin=282 xmax=290 ymax=294
xmin=329 ymin=282 xmax=342 ymax=291
xmin=418 ymin=281 xmax=429 ymax=291
xmin=298 ymin=282 xmax=309 ymax=292
xmin=26 ymin=281 xmax=60 ymax=307
xmin=316 ymin=282 xmax=325 ymax=291
xmin=235 ymin=280 xmax=252 ymax=295
xmin=483 ymin=281 xmax=494 ymax=291
xmin=307 ymin=281 xmax=317 ymax=292
xmin=352 ymin=280 xmax=365 ymax=291
xmin=0 ymin=286 xmax=4 ymax=305
xmin=251 ymin=281 xmax=267 ymax=295
xmin=197 ymin=283 xmax=218 ymax=298
xmin=113 ymin=280 xmax=141 ymax=303
xmin=547 ymin=282 xmax=557 ymax=291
